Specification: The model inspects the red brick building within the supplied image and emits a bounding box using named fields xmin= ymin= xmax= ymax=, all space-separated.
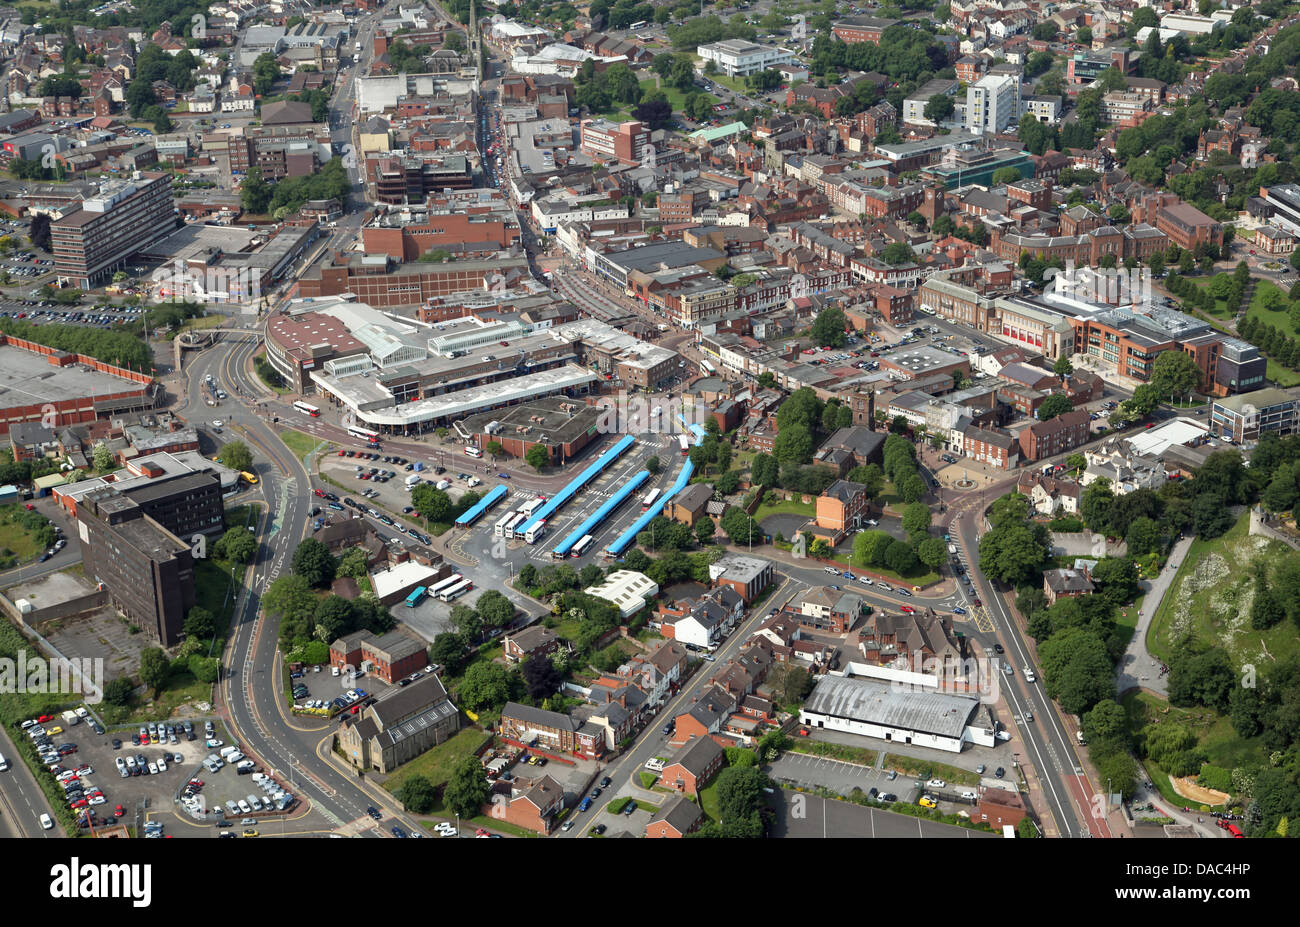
xmin=645 ymin=793 xmax=704 ymax=837
xmin=1018 ymin=410 xmax=1091 ymax=462
xmin=658 ymin=736 xmax=725 ymax=796
xmin=977 ymin=787 xmax=1028 ymax=829
xmin=490 ymin=774 xmax=565 ymax=835
xmin=832 ymin=16 xmax=897 ymax=44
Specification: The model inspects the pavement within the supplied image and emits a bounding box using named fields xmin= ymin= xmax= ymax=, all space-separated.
xmin=1115 ymin=534 xmax=1194 ymax=697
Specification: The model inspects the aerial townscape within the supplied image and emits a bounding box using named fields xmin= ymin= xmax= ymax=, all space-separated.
xmin=0 ymin=0 xmax=1295 ymax=861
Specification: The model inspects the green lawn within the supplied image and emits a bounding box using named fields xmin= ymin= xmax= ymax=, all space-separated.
xmin=788 ymin=740 xmax=876 ymax=766
xmin=697 ymin=780 xmax=721 ymax=822
xmin=753 ymin=497 xmax=817 ymax=522
xmin=0 ymin=504 xmax=50 ymax=564
xmin=280 ymin=429 xmax=331 ymax=463
xmin=1244 ymin=278 xmax=1289 ymax=330
xmin=1147 ymin=510 xmax=1300 ymax=668
xmin=382 ymin=727 xmax=491 ymax=795
xmin=637 ymin=78 xmax=718 ymax=114
xmin=883 ymin=753 xmax=981 ymax=787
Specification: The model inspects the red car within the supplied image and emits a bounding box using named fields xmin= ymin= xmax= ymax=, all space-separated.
xmin=113 ymin=805 xmax=125 ymax=817
xmin=38 ymin=714 xmax=53 ymax=723
xmin=797 ymin=728 xmax=810 ymax=737
xmin=900 ymin=605 xmax=916 ymax=613
xmin=313 ymin=489 xmax=325 ymax=498
xmin=338 ymin=449 xmax=347 ymax=456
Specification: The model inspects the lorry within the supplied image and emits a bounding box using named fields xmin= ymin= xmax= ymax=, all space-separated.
xmin=60 ymin=710 xmax=80 ymax=727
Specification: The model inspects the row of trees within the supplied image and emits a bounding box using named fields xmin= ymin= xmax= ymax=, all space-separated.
xmin=241 ymin=158 xmax=352 ymax=218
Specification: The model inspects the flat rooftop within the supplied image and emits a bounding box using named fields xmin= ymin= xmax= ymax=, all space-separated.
xmin=136 ymin=223 xmax=260 ymax=262
xmin=461 ymin=396 xmax=603 ymax=446
xmin=0 ymin=345 xmax=143 ymax=408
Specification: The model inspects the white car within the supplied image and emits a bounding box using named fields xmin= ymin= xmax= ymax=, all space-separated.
xmin=88 ymin=795 xmax=106 ymax=806
xmin=823 ymin=566 xmax=840 ymax=575
xmin=858 ymin=576 xmax=874 ymax=585
xmin=212 ymin=420 xmax=224 ymax=428
xmin=926 ymin=778 xmax=946 ymax=789
xmin=157 ymin=757 xmax=167 ymax=773
xmin=39 ymin=813 xmax=54 ymax=830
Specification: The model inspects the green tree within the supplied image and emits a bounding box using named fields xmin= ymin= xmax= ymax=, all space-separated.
xmin=292 ymin=538 xmax=336 ymax=587
xmin=92 ymin=442 xmax=114 ymax=471
xmin=457 ymin=661 xmax=511 ymax=712
xmin=991 ymin=166 xmax=1023 ymax=185
xmin=218 ymin=527 xmax=258 ymax=563
xmin=646 ymin=455 xmax=660 ymax=475
xmin=396 ymin=773 xmax=438 ymax=814
xmin=695 ymin=517 xmax=716 ymax=545
xmin=810 ymin=306 xmax=848 ymax=347
xmin=525 ymin=444 xmax=550 ymax=471
xmin=263 ymin=574 xmax=316 ymax=623
xmin=901 ymin=502 xmax=931 ymax=535
xmin=337 ymin=547 xmax=370 ymax=579
xmin=751 ymin=453 xmax=779 ymax=487
xmin=139 ymin=647 xmax=170 ymax=697
xmin=1053 ymin=355 xmax=1074 ymax=377
xmin=1037 ymin=393 xmax=1074 ymax=420
xmin=430 ymin=632 xmax=467 ymax=670
xmin=218 ymin=440 xmax=253 ymax=473
xmin=183 ymin=606 xmax=215 ymax=640
xmin=443 ymin=756 xmax=490 ymax=819
xmin=475 ymin=589 xmax=515 ymax=629
xmin=1038 ymin=627 xmax=1115 ymax=714
xmin=916 ymin=536 xmax=947 ymax=570
xmin=924 ymin=93 xmax=954 ymax=123
xmin=103 ymin=677 xmax=134 ymax=707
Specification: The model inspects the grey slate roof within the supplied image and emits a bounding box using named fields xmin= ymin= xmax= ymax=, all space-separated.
xmin=803 ymin=675 xmax=979 ymax=738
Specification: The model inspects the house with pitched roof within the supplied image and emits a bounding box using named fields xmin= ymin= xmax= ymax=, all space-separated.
xmin=646 ymin=793 xmax=705 ymax=837
xmin=502 ymin=625 xmax=562 ymax=664
xmin=671 ymin=684 xmax=736 ymax=745
xmin=791 ymin=585 xmax=868 ymax=634
xmin=658 ymin=735 xmax=725 ymax=796
xmin=491 ymin=773 xmax=566 ymax=835
xmin=655 ymin=586 xmax=744 ymax=649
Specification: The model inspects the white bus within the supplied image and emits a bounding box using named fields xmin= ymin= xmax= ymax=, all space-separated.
xmin=293 ymin=401 xmax=321 ymax=417
xmin=425 ymin=574 xmax=463 ymax=599
xmin=641 ymin=488 xmax=660 ymax=512
xmin=679 ymin=434 xmax=690 ymax=456
xmin=569 ymin=534 xmax=594 ymax=558
xmin=464 ymin=445 xmax=483 ymax=458
xmin=438 ymin=579 xmax=473 ymax=602
xmin=504 ymin=512 xmax=528 ymax=536
xmin=518 ymin=497 xmax=545 ymax=518
xmin=347 ymin=424 xmax=381 ymax=444
xmin=493 ymin=510 xmax=518 ymax=538
xmin=524 ymin=519 xmax=547 ymax=544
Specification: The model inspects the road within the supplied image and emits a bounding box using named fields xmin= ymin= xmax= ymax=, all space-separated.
xmin=0 ymin=725 xmax=57 ymax=839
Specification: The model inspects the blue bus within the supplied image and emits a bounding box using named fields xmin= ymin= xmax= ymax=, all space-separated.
xmin=404 ymin=586 xmax=427 ymax=608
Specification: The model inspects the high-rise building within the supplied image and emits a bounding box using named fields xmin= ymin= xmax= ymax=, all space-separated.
xmin=76 ymin=487 xmax=196 ymax=646
xmin=52 ymin=173 xmax=178 ymax=289
xmin=579 ymin=119 xmax=649 ymax=166
xmin=965 ymin=74 xmax=1020 ymax=136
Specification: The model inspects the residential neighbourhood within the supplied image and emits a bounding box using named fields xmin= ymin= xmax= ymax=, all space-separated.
xmin=0 ymin=0 xmax=1292 ymax=888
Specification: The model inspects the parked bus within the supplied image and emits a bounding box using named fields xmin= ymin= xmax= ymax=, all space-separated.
xmin=293 ymin=401 xmax=321 ymax=417
xmin=464 ymin=445 xmax=483 ymax=458
xmin=504 ymin=512 xmax=527 ymax=536
xmin=425 ymin=574 xmax=463 ymax=599
xmin=569 ymin=534 xmax=594 ymax=558
xmin=239 ymin=471 xmax=259 ymax=485
xmin=347 ymin=424 xmax=381 ymax=444
xmin=493 ymin=510 xmax=519 ymax=538
xmin=641 ymin=488 xmax=660 ymax=512
xmin=524 ymin=519 xmax=547 ymax=544
xmin=438 ymin=579 xmax=473 ymax=602
xmin=404 ymin=586 xmax=427 ymax=608
xmin=629 ymin=19 xmax=647 ymax=29
xmin=701 ymin=359 xmax=716 ymax=374
xmin=518 ymin=497 xmax=545 ymax=518
xmin=679 ymin=434 xmax=690 ymax=456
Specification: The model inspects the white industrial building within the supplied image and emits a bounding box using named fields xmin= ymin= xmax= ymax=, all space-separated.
xmin=696 ymin=39 xmax=794 ymax=77
xmin=584 ymin=570 xmax=659 ymax=619
xmin=799 ymin=674 xmax=987 ymax=753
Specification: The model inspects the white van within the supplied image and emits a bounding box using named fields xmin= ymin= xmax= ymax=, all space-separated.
xmin=405 ymin=474 xmax=420 ymax=488
xmin=0 ymin=753 xmax=9 ymax=771
xmin=219 ymin=745 xmax=240 ymax=758
xmin=435 ymin=479 xmax=451 ymax=490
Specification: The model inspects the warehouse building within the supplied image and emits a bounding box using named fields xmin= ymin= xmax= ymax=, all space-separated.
xmin=799 ymin=674 xmax=983 ymax=753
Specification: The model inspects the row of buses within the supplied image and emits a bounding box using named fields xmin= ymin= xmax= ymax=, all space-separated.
xmin=492 ymin=497 xmax=549 ymax=543
xmin=405 ymin=573 xmax=473 ymax=605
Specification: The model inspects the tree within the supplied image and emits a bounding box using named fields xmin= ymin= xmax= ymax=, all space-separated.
xmin=430 ymin=632 xmax=467 ymax=671
xmin=139 ymin=647 xmax=170 ymax=697
xmin=218 ymin=440 xmax=253 ymax=473
xmin=751 ymin=453 xmax=779 ymax=487
xmin=917 ymin=536 xmax=947 ymax=570
xmin=103 ymin=677 xmax=134 ymax=707
xmin=92 ymin=442 xmax=114 ymax=471
xmin=397 ymin=774 xmax=438 ymax=814
xmin=1037 ymin=393 xmax=1074 ymax=420
xmin=292 ymin=538 xmax=336 ymax=586
xmin=443 ymin=31 xmax=467 ymax=53
xmin=695 ymin=517 xmax=716 ymax=545
xmin=517 ymin=563 xmax=538 ymax=589
xmin=475 ymin=589 xmax=515 ymax=629
xmin=252 ymin=52 xmax=280 ymax=94
xmin=218 ymin=527 xmax=258 ymax=563
xmin=522 ymin=650 xmax=562 ymax=698
xmin=1038 ymin=627 xmax=1115 ymax=714
xmin=183 ymin=606 xmax=215 ymax=640
xmin=881 ymin=242 xmax=916 ymax=266
xmin=458 ymin=661 xmax=511 ymax=712
xmin=411 ymin=484 xmax=452 ymax=524
xmin=444 ymin=756 xmax=490 ymax=819
xmin=525 ymin=444 xmax=550 ymax=471
xmin=337 ymin=547 xmax=370 ymax=579
xmin=1151 ymin=348 xmax=1202 ymax=399
xmin=646 ymin=455 xmax=660 ymax=475
xmin=991 ymin=166 xmax=1023 ymax=186
xmin=767 ymin=662 xmax=813 ymax=705
xmin=901 ymin=502 xmax=931 ymax=535
xmin=810 ymin=306 xmax=848 ymax=347
xmin=240 ymin=166 xmax=272 ymax=214
xmin=263 ymin=574 xmax=316 ymax=623
xmin=898 ymin=471 xmax=926 ymax=504
xmin=1053 ymin=355 xmax=1074 ymax=377
xmin=924 ymin=93 xmax=954 ymax=123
